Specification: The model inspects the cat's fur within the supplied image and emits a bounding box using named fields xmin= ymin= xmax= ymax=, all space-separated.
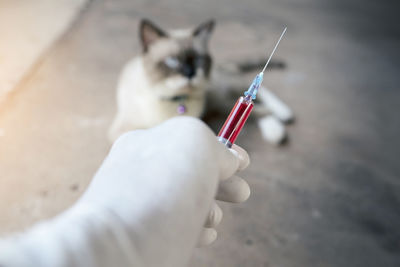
xmin=109 ymin=19 xmax=294 ymax=144
xmin=109 ymin=19 xmax=214 ymax=141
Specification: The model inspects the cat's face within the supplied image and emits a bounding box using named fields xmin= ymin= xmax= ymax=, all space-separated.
xmin=139 ymin=19 xmax=214 ymax=99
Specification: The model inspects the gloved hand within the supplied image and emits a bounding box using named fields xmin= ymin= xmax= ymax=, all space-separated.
xmin=81 ymin=116 xmax=251 ymax=252
xmin=0 ymin=117 xmax=250 ymax=267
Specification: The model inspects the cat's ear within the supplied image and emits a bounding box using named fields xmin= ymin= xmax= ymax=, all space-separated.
xmin=140 ymin=19 xmax=167 ymax=52
xmin=193 ymin=19 xmax=215 ymax=46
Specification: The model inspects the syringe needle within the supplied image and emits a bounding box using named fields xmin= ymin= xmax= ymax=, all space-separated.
xmin=244 ymin=27 xmax=287 ymax=100
xmin=261 ymin=27 xmax=287 ymax=73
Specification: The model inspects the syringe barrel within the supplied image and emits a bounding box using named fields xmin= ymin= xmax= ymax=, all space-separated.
xmin=217 ymin=96 xmax=254 ymax=147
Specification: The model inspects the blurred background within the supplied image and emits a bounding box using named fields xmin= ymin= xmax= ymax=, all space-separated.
xmin=0 ymin=0 xmax=399 ymax=266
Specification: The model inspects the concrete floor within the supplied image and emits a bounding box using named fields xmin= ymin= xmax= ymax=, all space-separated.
xmin=0 ymin=0 xmax=399 ymax=266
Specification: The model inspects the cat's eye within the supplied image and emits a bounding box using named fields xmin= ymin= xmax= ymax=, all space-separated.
xmin=164 ymin=56 xmax=180 ymax=69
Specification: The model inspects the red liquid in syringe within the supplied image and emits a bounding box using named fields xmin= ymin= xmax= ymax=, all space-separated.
xmin=217 ymin=96 xmax=254 ymax=147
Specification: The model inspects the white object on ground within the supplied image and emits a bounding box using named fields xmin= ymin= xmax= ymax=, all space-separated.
xmin=258 ymin=115 xmax=286 ymax=145
xmin=258 ymin=86 xmax=294 ymax=123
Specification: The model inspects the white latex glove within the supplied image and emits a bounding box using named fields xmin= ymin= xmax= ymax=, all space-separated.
xmin=0 ymin=117 xmax=250 ymax=267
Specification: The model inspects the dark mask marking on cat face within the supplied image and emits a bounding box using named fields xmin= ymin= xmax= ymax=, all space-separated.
xmin=157 ymin=49 xmax=212 ymax=80
xmin=139 ymin=19 xmax=215 ymax=83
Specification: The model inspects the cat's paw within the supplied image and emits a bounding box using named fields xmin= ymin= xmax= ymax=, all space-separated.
xmin=258 ymin=115 xmax=287 ymax=145
xmin=258 ymin=86 xmax=294 ymax=123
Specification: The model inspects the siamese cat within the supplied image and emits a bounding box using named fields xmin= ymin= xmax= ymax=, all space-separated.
xmin=108 ymin=19 xmax=214 ymax=141
xmin=109 ymin=19 xmax=294 ymax=144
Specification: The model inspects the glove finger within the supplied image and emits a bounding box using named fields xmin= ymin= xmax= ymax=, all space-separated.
xmin=197 ymin=228 xmax=217 ymax=247
xmin=204 ymin=202 xmax=223 ymax=228
xmin=216 ymin=175 xmax=250 ymax=203
xmin=231 ymin=144 xmax=250 ymax=171
xmin=216 ymin=142 xmax=240 ymax=180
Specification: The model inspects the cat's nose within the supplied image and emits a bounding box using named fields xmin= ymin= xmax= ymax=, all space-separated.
xmin=182 ymin=65 xmax=196 ymax=79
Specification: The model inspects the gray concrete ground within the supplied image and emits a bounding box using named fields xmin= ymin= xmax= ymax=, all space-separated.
xmin=0 ymin=0 xmax=399 ymax=266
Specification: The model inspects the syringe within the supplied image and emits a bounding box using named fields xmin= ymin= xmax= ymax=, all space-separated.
xmin=218 ymin=27 xmax=287 ymax=147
